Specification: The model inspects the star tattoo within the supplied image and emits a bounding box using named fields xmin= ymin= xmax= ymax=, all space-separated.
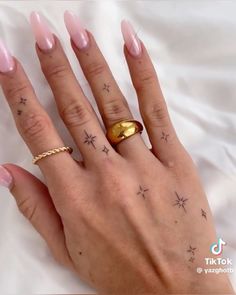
xmin=103 ymin=83 xmax=110 ymax=93
xmin=201 ymin=209 xmax=207 ymax=220
xmin=189 ymin=257 xmax=195 ymax=263
xmin=161 ymin=131 xmax=169 ymax=142
xmin=84 ymin=130 xmax=96 ymax=149
xmin=137 ymin=186 xmax=149 ymax=199
xmin=19 ymin=97 xmax=27 ymax=105
xmin=102 ymin=145 xmax=109 ymax=155
xmin=187 ymin=246 xmax=197 ymax=256
xmin=173 ymin=192 xmax=188 ymax=213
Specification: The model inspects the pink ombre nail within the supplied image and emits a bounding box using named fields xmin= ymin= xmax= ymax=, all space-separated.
xmin=0 ymin=165 xmax=13 ymax=189
xmin=121 ymin=20 xmax=142 ymax=57
xmin=0 ymin=39 xmax=15 ymax=73
xmin=30 ymin=12 xmax=55 ymax=51
xmin=64 ymin=11 xmax=89 ymax=49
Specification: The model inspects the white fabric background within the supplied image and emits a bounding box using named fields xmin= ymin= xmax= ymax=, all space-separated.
xmin=0 ymin=0 xmax=235 ymax=293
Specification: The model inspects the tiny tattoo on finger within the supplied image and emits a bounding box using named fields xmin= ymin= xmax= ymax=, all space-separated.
xmin=84 ymin=130 xmax=96 ymax=149
xmin=19 ymin=97 xmax=27 ymax=105
xmin=161 ymin=131 xmax=169 ymax=142
xmin=201 ymin=208 xmax=207 ymax=220
xmin=103 ymin=83 xmax=110 ymax=93
xmin=102 ymin=145 xmax=109 ymax=155
xmin=137 ymin=185 xmax=149 ymax=199
xmin=189 ymin=256 xmax=195 ymax=263
xmin=187 ymin=245 xmax=197 ymax=256
xmin=173 ymin=192 xmax=188 ymax=213
xmin=17 ymin=110 xmax=22 ymax=116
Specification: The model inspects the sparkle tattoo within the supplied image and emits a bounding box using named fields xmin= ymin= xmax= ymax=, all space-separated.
xmin=173 ymin=192 xmax=188 ymax=213
xmin=189 ymin=257 xmax=195 ymax=263
xmin=161 ymin=131 xmax=169 ymax=142
xmin=84 ymin=130 xmax=96 ymax=149
xmin=201 ymin=208 xmax=207 ymax=220
xmin=137 ymin=185 xmax=149 ymax=199
xmin=187 ymin=245 xmax=197 ymax=256
xmin=19 ymin=97 xmax=27 ymax=105
xmin=103 ymin=83 xmax=110 ymax=93
xmin=102 ymin=145 xmax=109 ymax=155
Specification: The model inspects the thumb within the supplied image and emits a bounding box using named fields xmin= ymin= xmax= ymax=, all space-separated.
xmin=0 ymin=164 xmax=73 ymax=268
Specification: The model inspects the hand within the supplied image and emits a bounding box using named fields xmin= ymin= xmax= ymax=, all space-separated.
xmin=0 ymin=12 xmax=234 ymax=294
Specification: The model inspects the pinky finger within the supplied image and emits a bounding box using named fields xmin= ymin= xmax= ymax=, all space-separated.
xmin=0 ymin=164 xmax=73 ymax=268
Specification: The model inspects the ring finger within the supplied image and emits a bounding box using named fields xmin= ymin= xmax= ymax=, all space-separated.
xmin=64 ymin=11 xmax=147 ymax=159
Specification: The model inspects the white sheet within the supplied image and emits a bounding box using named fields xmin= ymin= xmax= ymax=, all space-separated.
xmin=0 ymin=1 xmax=235 ymax=293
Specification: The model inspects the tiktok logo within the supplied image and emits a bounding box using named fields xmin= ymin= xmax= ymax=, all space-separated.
xmin=210 ymin=238 xmax=227 ymax=256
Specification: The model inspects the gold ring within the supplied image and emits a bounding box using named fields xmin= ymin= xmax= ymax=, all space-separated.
xmin=107 ymin=120 xmax=143 ymax=146
xmin=32 ymin=146 xmax=73 ymax=165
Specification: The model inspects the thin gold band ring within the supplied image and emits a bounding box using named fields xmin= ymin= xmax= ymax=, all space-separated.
xmin=32 ymin=146 xmax=73 ymax=165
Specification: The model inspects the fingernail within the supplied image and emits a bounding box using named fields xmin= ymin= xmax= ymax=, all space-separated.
xmin=64 ymin=10 xmax=89 ymax=50
xmin=30 ymin=11 xmax=55 ymax=51
xmin=121 ymin=20 xmax=142 ymax=57
xmin=0 ymin=39 xmax=15 ymax=73
xmin=0 ymin=165 xmax=13 ymax=189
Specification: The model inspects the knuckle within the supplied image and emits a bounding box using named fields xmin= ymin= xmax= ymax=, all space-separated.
xmin=46 ymin=64 xmax=70 ymax=80
xmin=103 ymin=98 xmax=129 ymax=123
xmin=20 ymin=113 xmax=51 ymax=142
xmin=6 ymin=82 xmax=32 ymax=101
xmin=17 ymin=197 xmax=37 ymax=222
xmin=135 ymin=68 xmax=157 ymax=90
xmin=143 ymin=103 xmax=169 ymax=126
xmin=60 ymin=102 xmax=91 ymax=128
xmin=84 ymin=62 xmax=106 ymax=78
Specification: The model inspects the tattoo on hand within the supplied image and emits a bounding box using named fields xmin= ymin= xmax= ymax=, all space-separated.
xmin=187 ymin=245 xmax=197 ymax=263
xmin=103 ymin=83 xmax=110 ymax=93
xmin=161 ymin=131 xmax=169 ymax=142
xmin=137 ymin=185 xmax=149 ymax=199
xmin=19 ymin=97 xmax=27 ymax=105
xmin=17 ymin=110 xmax=22 ymax=116
xmin=189 ymin=257 xmax=195 ymax=263
xmin=187 ymin=245 xmax=197 ymax=256
xmin=173 ymin=192 xmax=188 ymax=213
xmin=201 ymin=208 xmax=207 ymax=220
xmin=102 ymin=145 xmax=109 ymax=155
xmin=84 ymin=130 xmax=96 ymax=149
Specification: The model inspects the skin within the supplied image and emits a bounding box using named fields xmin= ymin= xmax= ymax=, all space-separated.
xmin=0 ymin=33 xmax=234 ymax=294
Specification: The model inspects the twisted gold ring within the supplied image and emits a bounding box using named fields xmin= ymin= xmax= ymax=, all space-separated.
xmin=32 ymin=146 xmax=73 ymax=165
xmin=106 ymin=120 xmax=143 ymax=146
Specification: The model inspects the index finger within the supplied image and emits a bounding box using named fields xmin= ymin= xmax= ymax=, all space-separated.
xmin=0 ymin=40 xmax=79 ymax=200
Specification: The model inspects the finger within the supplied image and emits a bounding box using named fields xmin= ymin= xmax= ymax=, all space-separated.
xmin=30 ymin=12 xmax=116 ymax=167
xmin=0 ymin=39 xmax=79 ymax=203
xmin=122 ymin=20 xmax=184 ymax=165
xmin=64 ymin=11 xmax=147 ymax=159
xmin=0 ymin=164 xmax=73 ymax=268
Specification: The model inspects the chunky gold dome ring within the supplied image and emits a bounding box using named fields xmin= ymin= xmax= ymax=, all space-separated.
xmin=106 ymin=120 xmax=143 ymax=146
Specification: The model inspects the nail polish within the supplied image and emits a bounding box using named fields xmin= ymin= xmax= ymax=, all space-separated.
xmin=0 ymin=39 xmax=15 ymax=73
xmin=121 ymin=20 xmax=142 ymax=57
xmin=64 ymin=10 xmax=89 ymax=50
xmin=0 ymin=165 xmax=13 ymax=189
xmin=30 ymin=11 xmax=55 ymax=51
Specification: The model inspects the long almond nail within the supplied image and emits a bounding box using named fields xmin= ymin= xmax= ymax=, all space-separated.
xmin=121 ymin=20 xmax=142 ymax=57
xmin=0 ymin=39 xmax=15 ymax=73
xmin=0 ymin=165 xmax=13 ymax=189
xmin=64 ymin=10 xmax=89 ymax=50
xmin=30 ymin=11 xmax=55 ymax=51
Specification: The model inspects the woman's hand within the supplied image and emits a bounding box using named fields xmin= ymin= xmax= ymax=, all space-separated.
xmin=0 ymin=12 xmax=234 ymax=294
